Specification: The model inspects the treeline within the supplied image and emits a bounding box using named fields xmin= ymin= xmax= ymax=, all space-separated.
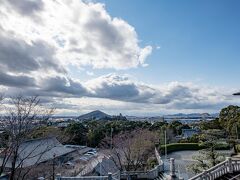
xmin=200 ymin=105 xmax=240 ymax=137
xmin=31 ymin=119 xmax=190 ymax=147
xmin=32 ymin=105 xmax=240 ymax=148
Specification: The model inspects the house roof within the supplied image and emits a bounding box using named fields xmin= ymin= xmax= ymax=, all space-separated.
xmin=95 ymin=157 xmax=119 ymax=176
xmin=182 ymin=129 xmax=199 ymax=132
xmin=0 ymin=137 xmax=75 ymax=168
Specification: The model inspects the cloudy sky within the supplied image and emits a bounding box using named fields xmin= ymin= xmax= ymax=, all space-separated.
xmin=0 ymin=0 xmax=239 ymax=115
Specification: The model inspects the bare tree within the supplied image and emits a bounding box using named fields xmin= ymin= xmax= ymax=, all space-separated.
xmin=110 ymin=129 xmax=158 ymax=171
xmin=0 ymin=95 xmax=54 ymax=180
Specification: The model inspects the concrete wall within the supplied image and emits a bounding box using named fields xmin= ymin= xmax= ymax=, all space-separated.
xmin=57 ymin=177 xmax=108 ymax=180
xmin=120 ymin=164 xmax=163 ymax=179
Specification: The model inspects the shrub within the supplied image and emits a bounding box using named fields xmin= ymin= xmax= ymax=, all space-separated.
xmin=160 ymin=143 xmax=202 ymax=154
xmin=160 ymin=142 xmax=230 ymax=154
xmin=236 ymin=144 xmax=240 ymax=153
xmin=215 ymin=143 xmax=230 ymax=150
xmin=147 ymin=157 xmax=158 ymax=169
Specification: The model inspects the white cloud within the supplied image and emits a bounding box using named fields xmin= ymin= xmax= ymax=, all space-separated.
xmin=84 ymin=74 xmax=238 ymax=111
xmin=1 ymin=73 xmax=239 ymax=114
xmin=86 ymin=71 xmax=94 ymax=76
xmin=0 ymin=0 xmax=239 ymax=115
xmin=0 ymin=0 xmax=152 ymax=70
xmin=139 ymin=46 xmax=152 ymax=67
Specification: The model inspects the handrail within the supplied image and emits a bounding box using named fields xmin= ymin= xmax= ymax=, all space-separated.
xmin=189 ymin=172 xmax=205 ymax=180
xmin=229 ymin=173 xmax=240 ymax=180
xmin=206 ymin=160 xmax=226 ymax=172
xmin=189 ymin=158 xmax=240 ymax=180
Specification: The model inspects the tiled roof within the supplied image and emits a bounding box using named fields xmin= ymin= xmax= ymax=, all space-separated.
xmin=95 ymin=157 xmax=119 ymax=175
xmin=0 ymin=137 xmax=75 ymax=168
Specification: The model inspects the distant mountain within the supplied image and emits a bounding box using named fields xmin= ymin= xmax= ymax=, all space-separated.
xmin=126 ymin=113 xmax=218 ymax=118
xmin=164 ymin=113 xmax=218 ymax=119
xmin=77 ymin=110 xmax=111 ymax=120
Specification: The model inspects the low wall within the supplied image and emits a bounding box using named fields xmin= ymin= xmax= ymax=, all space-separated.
xmin=52 ymin=173 xmax=112 ymax=180
xmin=121 ymin=165 xmax=162 ymax=179
xmin=120 ymin=148 xmax=164 ymax=179
xmin=57 ymin=176 xmax=108 ymax=180
xmin=51 ymin=172 xmax=117 ymax=180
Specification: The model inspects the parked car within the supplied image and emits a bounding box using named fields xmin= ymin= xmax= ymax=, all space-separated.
xmin=86 ymin=151 xmax=97 ymax=156
xmin=79 ymin=156 xmax=89 ymax=161
xmin=88 ymin=148 xmax=97 ymax=153
xmin=64 ymin=161 xmax=75 ymax=169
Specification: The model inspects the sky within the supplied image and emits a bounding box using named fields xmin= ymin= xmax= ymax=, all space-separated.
xmin=0 ymin=0 xmax=239 ymax=116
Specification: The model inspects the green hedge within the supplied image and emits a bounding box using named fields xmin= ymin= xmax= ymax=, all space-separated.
xmin=215 ymin=143 xmax=230 ymax=150
xmin=236 ymin=145 xmax=240 ymax=153
xmin=160 ymin=143 xmax=230 ymax=154
xmin=160 ymin=143 xmax=202 ymax=154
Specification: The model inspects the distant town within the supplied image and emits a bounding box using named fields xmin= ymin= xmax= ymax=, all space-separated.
xmin=46 ymin=110 xmax=218 ymax=124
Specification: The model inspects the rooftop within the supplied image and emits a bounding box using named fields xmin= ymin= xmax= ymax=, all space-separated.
xmin=0 ymin=137 xmax=76 ymax=168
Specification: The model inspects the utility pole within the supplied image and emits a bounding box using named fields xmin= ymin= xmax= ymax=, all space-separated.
xmin=52 ymin=154 xmax=56 ymax=180
xmin=165 ymin=130 xmax=167 ymax=161
xmin=100 ymin=159 xmax=102 ymax=178
xmin=236 ymin=125 xmax=239 ymax=140
xmin=110 ymin=127 xmax=113 ymax=149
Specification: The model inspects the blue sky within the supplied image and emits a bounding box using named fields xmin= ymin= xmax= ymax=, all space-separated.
xmin=95 ymin=0 xmax=240 ymax=87
xmin=0 ymin=0 xmax=239 ymax=115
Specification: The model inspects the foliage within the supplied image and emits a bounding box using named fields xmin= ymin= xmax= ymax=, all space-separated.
xmin=64 ymin=119 xmax=163 ymax=147
xmin=199 ymin=118 xmax=222 ymax=130
xmin=188 ymin=149 xmax=225 ymax=174
xmin=187 ymin=132 xmax=226 ymax=174
xmin=160 ymin=141 xmax=229 ymax=155
xmin=167 ymin=120 xmax=190 ymax=135
xmin=149 ymin=121 xmax=168 ymax=131
xmin=147 ymin=157 xmax=158 ymax=169
xmin=30 ymin=126 xmax=68 ymax=143
xmin=63 ymin=119 xmax=195 ymax=148
xmin=160 ymin=143 xmax=203 ymax=154
xmin=214 ymin=143 xmax=230 ymax=150
xmin=65 ymin=122 xmax=88 ymax=145
xmin=236 ymin=144 xmax=240 ymax=153
xmin=179 ymin=134 xmax=201 ymax=143
xmin=219 ymin=105 xmax=240 ymax=135
xmin=201 ymin=129 xmax=225 ymax=139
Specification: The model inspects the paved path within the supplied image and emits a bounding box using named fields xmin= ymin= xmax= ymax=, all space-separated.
xmin=162 ymin=150 xmax=233 ymax=179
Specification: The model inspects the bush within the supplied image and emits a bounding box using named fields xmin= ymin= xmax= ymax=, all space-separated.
xmin=215 ymin=143 xmax=230 ymax=150
xmin=147 ymin=157 xmax=158 ymax=169
xmin=160 ymin=143 xmax=202 ymax=154
xmin=160 ymin=142 xmax=230 ymax=154
xmin=236 ymin=144 xmax=240 ymax=153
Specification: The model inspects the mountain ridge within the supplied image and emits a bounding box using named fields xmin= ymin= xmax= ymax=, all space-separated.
xmin=77 ymin=110 xmax=111 ymax=120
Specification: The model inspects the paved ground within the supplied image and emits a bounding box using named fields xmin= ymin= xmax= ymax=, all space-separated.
xmin=73 ymin=149 xmax=234 ymax=179
xmin=162 ymin=150 xmax=233 ymax=179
